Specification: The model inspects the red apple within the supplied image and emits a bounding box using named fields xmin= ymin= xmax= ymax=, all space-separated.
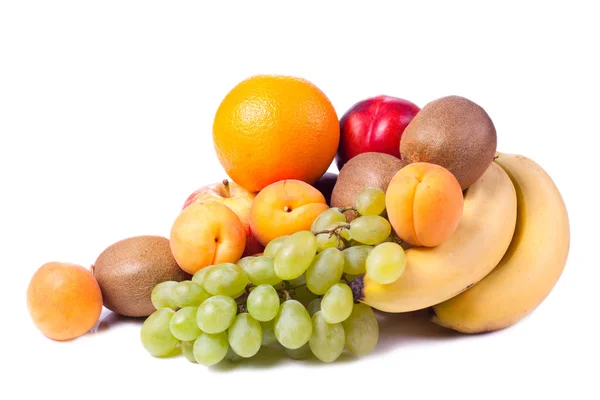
xmin=335 ymin=95 xmax=420 ymax=170
xmin=183 ymin=179 xmax=264 ymax=256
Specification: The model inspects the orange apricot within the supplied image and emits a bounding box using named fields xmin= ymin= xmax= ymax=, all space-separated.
xmin=385 ymin=162 xmax=463 ymax=247
xmin=249 ymin=180 xmax=329 ymax=246
xmin=170 ymin=202 xmax=246 ymax=274
xmin=27 ymin=262 xmax=103 ymax=341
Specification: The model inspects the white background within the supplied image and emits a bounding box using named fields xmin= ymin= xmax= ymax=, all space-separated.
xmin=2 ymin=1 xmax=598 ymax=399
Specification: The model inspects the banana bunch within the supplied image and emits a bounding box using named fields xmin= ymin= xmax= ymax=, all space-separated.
xmin=355 ymin=152 xmax=570 ymax=333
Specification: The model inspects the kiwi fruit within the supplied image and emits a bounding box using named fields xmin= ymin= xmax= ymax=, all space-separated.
xmin=92 ymin=235 xmax=190 ymax=317
xmin=400 ymin=95 xmax=497 ymax=190
xmin=331 ymin=152 xmax=405 ymax=219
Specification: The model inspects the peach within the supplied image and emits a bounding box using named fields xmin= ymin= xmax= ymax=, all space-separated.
xmin=385 ymin=162 xmax=463 ymax=247
xmin=182 ymin=179 xmax=264 ymax=256
xmin=170 ymin=202 xmax=246 ymax=274
xmin=249 ymin=179 xmax=329 ymax=246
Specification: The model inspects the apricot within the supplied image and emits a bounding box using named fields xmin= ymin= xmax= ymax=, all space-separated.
xmin=249 ymin=180 xmax=329 ymax=246
xmin=27 ymin=262 xmax=103 ymax=341
xmin=170 ymin=202 xmax=246 ymax=274
xmin=385 ymin=162 xmax=463 ymax=247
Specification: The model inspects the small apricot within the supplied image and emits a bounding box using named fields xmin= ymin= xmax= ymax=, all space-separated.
xmin=385 ymin=162 xmax=463 ymax=247
xmin=249 ymin=180 xmax=329 ymax=246
xmin=27 ymin=262 xmax=103 ymax=341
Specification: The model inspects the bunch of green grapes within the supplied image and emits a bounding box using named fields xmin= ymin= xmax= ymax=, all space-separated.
xmin=140 ymin=187 xmax=407 ymax=366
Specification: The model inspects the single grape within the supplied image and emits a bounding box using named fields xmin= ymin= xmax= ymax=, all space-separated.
xmin=316 ymin=223 xmax=351 ymax=251
xmin=260 ymin=319 xmax=278 ymax=346
xmin=342 ymin=303 xmax=379 ymax=356
xmin=309 ymin=311 xmax=345 ymax=362
xmin=292 ymin=285 xmax=317 ymax=307
xmin=342 ymin=245 xmax=373 ymax=275
xmin=236 ymin=256 xmax=256 ymax=270
xmin=349 ymin=216 xmax=391 ymax=245
xmin=285 ymin=342 xmax=311 ymax=360
xmin=263 ymin=236 xmax=289 ymax=258
xmin=243 ymin=256 xmax=282 ymax=286
xmin=307 ymin=298 xmax=322 ymax=316
xmin=193 ymin=332 xmax=229 ymax=366
xmin=169 ymin=306 xmax=202 ymax=341
xmin=191 ymin=266 xmax=214 ymax=287
xmin=224 ymin=346 xmax=244 ymax=363
xmin=286 ymin=273 xmax=306 ymax=287
xmin=355 ymin=187 xmax=386 ymax=216
xmin=321 ymin=283 xmax=354 ymax=324
xmin=151 ymin=281 xmax=178 ymax=310
xmin=274 ymin=231 xmax=318 ymax=280
xmin=247 ymin=284 xmax=280 ymax=322
xmin=140 ymin=308 xmax=178 ymax=357
xmin=196 ymin=295 xmax=237 ymax=334
xmin=274 ymin=300 xmax=313 ymax=349
xmin=181 ymin=340 xmax=197 ymax=363
xmin=172 ymin=281 xmax=211 ymax=308
xmin=306 ymin=248 xmax=344 ymax=295
xmin=366 ymin=242 xmax=407 ymax=284
xmin=203 ymin=263 xmax=248 ymax=297
xmin=228 ymin=313 xmax=262 ymax=358
xmin=344 ymin=273 xmax=360 ymax=282
xmin=311 ymin=208 xmax=346 ymax=232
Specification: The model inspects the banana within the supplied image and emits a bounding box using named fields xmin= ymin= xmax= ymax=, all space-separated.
xmin=351 ymin=162 xmax=517 ymax=312
xmin=430 ymin=153 xmax=570 ymax=333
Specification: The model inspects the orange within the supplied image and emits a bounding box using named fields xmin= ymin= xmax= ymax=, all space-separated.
xmin=213 ymin=75 xmax=340 ymax=193
xmin=27 ymin=262 xmax=103 ymax=341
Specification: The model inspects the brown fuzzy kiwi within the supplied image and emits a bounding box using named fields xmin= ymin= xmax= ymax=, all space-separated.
xmin=92 ymin=235 xmax=190 ymax=317
xmin=331 ymin=152 xmax=405 ymax=220
xmin=400 ymin=95 xmax=497 ymax=190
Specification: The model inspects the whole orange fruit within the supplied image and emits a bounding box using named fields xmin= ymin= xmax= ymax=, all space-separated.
xmin=213 ymin=75 xmax=340 ymax=192
xmin=27 ymin=262 xmax=103 ymax=341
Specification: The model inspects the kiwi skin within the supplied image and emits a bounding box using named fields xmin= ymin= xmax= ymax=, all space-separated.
xmin=92 ymin=235 xmax=191 ymax=317
xmin=400 ymin=95 xmax=497 ymax=190
xmin=331 ymin=152 xmax=405 ymax=220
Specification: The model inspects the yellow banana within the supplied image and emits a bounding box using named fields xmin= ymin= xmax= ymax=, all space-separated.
xmin=430 ymin=153 xmax=570 ymax=333
xmin=352 ymin=162 xmax=517 ymax=312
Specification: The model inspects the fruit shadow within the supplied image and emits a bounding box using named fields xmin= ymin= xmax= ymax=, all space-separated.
xmin=91 ymin=308 xmax=144 ymax=333
xmin=372 ymin=309 xmax=466 ymax=353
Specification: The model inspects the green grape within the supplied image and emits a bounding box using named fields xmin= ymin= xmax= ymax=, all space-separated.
xmin=342 ymin=303 xmax=379 ymax=356
xmin=193 ymin=332 xmax=229 ymax=366
xmin=307 ymin=298 xmax=322 ymax=316
xmin=349 ymin=216 xmax=391 ymax=245
xmin=191 ymin=266 xmax=214 ymax=287
xmin=293 ymin=285 xmax=317 ymax=307
xmin=247 ymin=284 xmax=280 ymax=322
xmin=321 ymin=283 xmax=354 ymax=324
xmin=264 ymin=236 xmax=289 ymax=258
xmin=316 ymin=223 xmax=351 ymax=251
xmin=260 ymin=319 xmax=278 ymax=346
xmin=196 ymin=295 xmax=237 ymax=334
xmin=306 ymin=248 xmax=344 ymax=295
xmin=243 ymin=256 xmax=282 ymax=286
xmin=274 ymin=231 xmax=318 ymax=280
xmin=342 ymin=245 xmax=373 ymax=275
xmin=366 ymin=242 xmax=407 ymax=284
xmin=309 ymin=311 xmax=345 ymax=362
xmin=169 ymin=306 xmax=202 ymax=341
xmin=151 ymin=281 xmax=178 ymax=310
xmin=140 ymin=308 xmax=178 ymax=357
xmin=224 ymin=346 xmax=244 ymax=363
xmin=236 ymin=256 xmax=256 ymax=270
xmin=203 ymin=263 xmax=248 ymax=297
xmin=285 ymin=342 xmax=311 ymax=360
xmin=344 ymin=273 xmax=360 ymax=282
xmin=172 ymin=281 xmax=211 ymax=308
xmin=311 ymin=208 xmax=346 ymax=232
xmin=274 ymin=300 xmax=313 ymax=349
xmin=228 ymin=313 xmax=262 ymax=358
xmin=355 ymin=187 xmax=386 ymax=216
xmin=286 ymin=273 xmax=306 ymax=287
xmin=181 ymin=340 xmax=197 ymax=363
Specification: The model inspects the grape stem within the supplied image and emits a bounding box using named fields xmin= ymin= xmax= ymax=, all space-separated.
xmin=312 ymin=223 xmax=351 ymax=237
xmin=338 ymin=206 xmax=357 ymax=214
